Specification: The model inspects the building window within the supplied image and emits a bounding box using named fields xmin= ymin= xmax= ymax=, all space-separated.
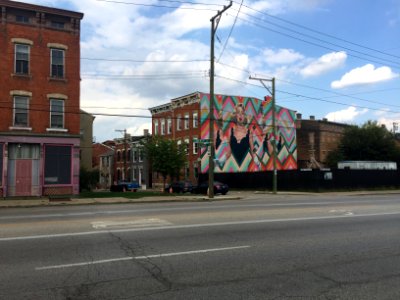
xmin=133 ymin=150 xmax=138 ymax=161
xmin=193 ymin=112 xmax=198 ymax=128
xmin=16 ymin=15 xmax=29 ymax=23
xmin=117 ymin=169 xmax=121 ymax=181
xmin=51 ymin=21 xmax=65 ymax=29
xmin=139 ymin=148 xmax=143 ymax=162
xmin=185 ymin=163 xmax=190 ymax=179
xmin=127 ymin=149 xmax=131 ymax=161
xmin=161 ymin=119 xmax=165 ymax=135
xmin=117 ymin=151 xmax=121 ymax=162
xmin=50 ymin=99 xmax=64 ymax=128
xmin=13 ymin=96 xmax=29 ymax=127
xmin=193 ymin=162 xmax=199 ymax=178
xmin=15 ymin=44 xmax=29 ymax=74
xmin=50 ymin=48 xmax=65 ymax=78
xmin=167 ymin=118 xmax=172 ymax=134
xmin=154 ymin=120 xmax=159 ymax=135
xmin=177 ymin=114 xmax=181 ymax=131
xmin=184 ymin=113 xmax=189 ymax=129
xmin=184 ymin=138 xmax=190 ymax=155
xmin=44 ymin=145 xmax=71 ymax=184
xmin=193 ymin=138 xmax=199 ymax=154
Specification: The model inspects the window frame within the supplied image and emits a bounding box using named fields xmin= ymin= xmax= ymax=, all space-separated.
xmin=193 ymin=112 xmax=198 ymax=128
xmin=50 ymin=48 xmax=65 ymax=78
xmin=13 ymin=96 xmax=29 ymax=127
xmin=177 ymin=114 xmax=182 ymax=131
xmin=50 ymin=99 xmax=65 ymax=129
xmin=161 ymin=119 xmax=165 ymax=135
xmin=44 ymin=145 xmax=72 ymax=185
xmin=14 ymin=43 xmax=30 ymax=75
xmin=184 ymin=113 xmax=189 ymax=130
xmin=167 ymin=118 xmax=172 ymax=134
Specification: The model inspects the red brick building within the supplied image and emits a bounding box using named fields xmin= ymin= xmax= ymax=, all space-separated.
xmin=149 ymin=92 xmax=201 ymax=186
xmin=0 ymin=0 xmax=83 ymax=197
xmin=296 ymin=114 xmax=350 ymax=168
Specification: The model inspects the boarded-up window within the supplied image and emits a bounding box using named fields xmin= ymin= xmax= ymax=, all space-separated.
xmin=44 ymin=145 xmax=71 ymax=184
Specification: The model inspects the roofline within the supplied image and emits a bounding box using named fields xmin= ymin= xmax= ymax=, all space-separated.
xmin=0 ymin=0 xmax=84 ymax=19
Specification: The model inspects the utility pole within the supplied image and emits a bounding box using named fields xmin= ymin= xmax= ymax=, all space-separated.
xmin=249 ymin=76 xmax=277 ymax=194
xmin=209 ymin=1 xmax=232 ymax=199
xmin=115 ymin=129 xmax=127 ymax=181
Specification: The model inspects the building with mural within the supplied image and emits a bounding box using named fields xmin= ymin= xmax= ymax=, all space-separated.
xmin=0 ymin=1 xmax=83 ymax=197
xmin=150 ymin=91 xmax=297 ymax=187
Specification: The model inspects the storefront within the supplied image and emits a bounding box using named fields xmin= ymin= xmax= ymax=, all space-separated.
xmin=0 ymin=137 xmax=80 ymax=198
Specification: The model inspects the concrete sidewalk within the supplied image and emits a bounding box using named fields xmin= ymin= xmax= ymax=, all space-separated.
xmin=1 ymin=189 xmax=400 ymax=208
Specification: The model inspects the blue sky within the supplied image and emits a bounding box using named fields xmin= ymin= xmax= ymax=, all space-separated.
xmin=23 ymin=0 xmax=400 ymax=141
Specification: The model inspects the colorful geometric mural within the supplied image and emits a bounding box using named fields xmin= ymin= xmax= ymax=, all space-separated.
xmin=200 ymin=93 xmax=297 ymax=173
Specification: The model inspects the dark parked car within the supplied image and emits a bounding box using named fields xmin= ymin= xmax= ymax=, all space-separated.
xmin=165 ymin=181 xmax=194 ymax=193
xmin=192 ymin=181 xmax=229 ymax=195
xmin=110 ymin=181 xmax=141 ymax=192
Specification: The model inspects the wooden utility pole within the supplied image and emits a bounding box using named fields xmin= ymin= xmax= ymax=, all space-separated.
xmin=209 ymin=1 xmax=232 ymax=199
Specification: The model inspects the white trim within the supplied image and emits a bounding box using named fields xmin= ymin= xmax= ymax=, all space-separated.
xmin=9 ymin=126 xmax=32 ymax=131
xmin=11 ymin=38 xmax=33 ymax=45
xmin=47 ymin=43 xmax=68 ymax=50
xmin=46 ymin=128 xmax=68 ymax=133
xmin=10 ymin=90 xmax=32 ymax=97
xmin=47 ymin=93 xmax=68 ymax=100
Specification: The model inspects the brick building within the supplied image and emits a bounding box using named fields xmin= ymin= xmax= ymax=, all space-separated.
xmin=149 ymin=92 xmax=298 ymax=187
xmin=149 ymin=93 xmax=201 ymax=186
xmin=296 ymin=114 xmax=349 ymax=168
xmin=112 ymin=131 xmax=151 ymax=188
xmin=0 ymin=0 xmax=83 ymax=197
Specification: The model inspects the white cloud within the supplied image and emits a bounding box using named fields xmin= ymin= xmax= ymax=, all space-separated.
xmin=377 ymin=116 xmax=400 ymax=133
xmin=325 ymin=106 xmax=368 ymax=123
xmin=331 ymin=64 xmax=399 ymax=89
xmin=300 ymin=51 xmax=347 ymax=77
xmin=263 ymin=48 xmax=304 ymax=65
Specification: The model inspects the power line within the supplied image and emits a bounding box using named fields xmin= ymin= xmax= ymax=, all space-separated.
xmin=229 ymin=13 xmax=400 ymax=70
xmin=216 ymin=0 xmax=243 ymax=62
xmin=216 ymin=62 xmax=400 ymax=109
xmin=215 ymin=74 xmax=400 ymax=115
xmin=230 ymin=0 xmax=400 ymax=61
xmin=95 ymin=0 xmax=220 ymax=10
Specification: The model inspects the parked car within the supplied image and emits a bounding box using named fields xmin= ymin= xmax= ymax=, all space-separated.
xmin=110 ymin=181 xmax=141 ymax=192
xmin=164 ymin=181 xmax=194 ymax=193
xmin=192 ymin=181 xmax=229 ymax=195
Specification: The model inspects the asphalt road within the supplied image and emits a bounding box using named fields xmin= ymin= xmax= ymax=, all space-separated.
xmin=1 ymin=194 xmax=400 ymax=299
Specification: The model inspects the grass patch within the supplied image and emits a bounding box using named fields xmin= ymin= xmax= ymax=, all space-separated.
xmin=79 ymin=190 xmax=171 ymax=199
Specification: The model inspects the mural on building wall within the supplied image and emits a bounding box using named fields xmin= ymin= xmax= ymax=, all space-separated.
xmin=200 ymin=93 xmax=297 ymax=173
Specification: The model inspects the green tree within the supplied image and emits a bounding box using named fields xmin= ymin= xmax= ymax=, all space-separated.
xmin=142 ymin=136 xmax=187 ymax=188
xmin=326 ymin=121 xmax=400 ymax=167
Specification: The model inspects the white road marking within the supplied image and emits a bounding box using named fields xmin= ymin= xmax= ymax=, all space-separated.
xmin=91 ymin=218 xmax=172 ymax=229
xmin=2 ymin=211 xmax=400 ymax=242
xmin=35 ymin=245 xmax=251 ymax=271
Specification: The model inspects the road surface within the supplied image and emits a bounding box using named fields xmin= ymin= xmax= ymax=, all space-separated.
xmin=1 ymin=193 xmax=400 ymax=299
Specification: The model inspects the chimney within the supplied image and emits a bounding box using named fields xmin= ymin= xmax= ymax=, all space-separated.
xmin=143 ymin=129 xmax=149 ymax=136
xmin=296 ymin=113 xmax=302 ymax=120
xmin=310 ymin=115 xmax=315 ymax=120
xmin=322 ymin=118 xmax=328 ymax=122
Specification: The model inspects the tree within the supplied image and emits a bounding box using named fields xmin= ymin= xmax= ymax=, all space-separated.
xmin=142 ymin=136 xmax=187 ymax=188
xmin=326 ymin=121 xmax=400 ymax=167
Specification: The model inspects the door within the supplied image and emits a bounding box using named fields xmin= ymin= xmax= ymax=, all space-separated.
xmin=15 ymin=160 xmax=32 ymax=196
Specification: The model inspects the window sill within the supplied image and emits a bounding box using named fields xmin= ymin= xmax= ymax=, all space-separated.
xmin=46 ymin=128 xmax=69 ymax=133
xmin=11 ymin=73 xmax=32 ymax=79
xmin=48 ymin=77 xmax=68 ymax=83
xmin=9 ymin=126 xmax=32 ymax=131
